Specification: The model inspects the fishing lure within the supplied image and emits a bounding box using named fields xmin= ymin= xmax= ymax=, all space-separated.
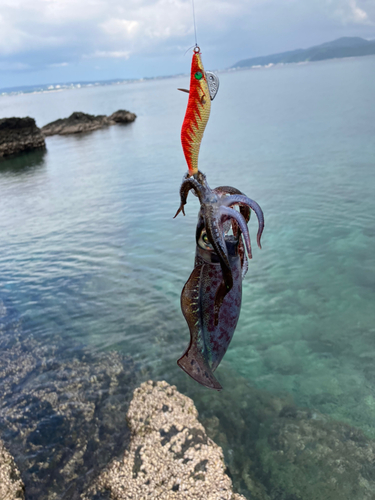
xmin=175 ymin=48 xmax=264 ymax=390
xmin=179 ymin=47 xmax=219 ymax=176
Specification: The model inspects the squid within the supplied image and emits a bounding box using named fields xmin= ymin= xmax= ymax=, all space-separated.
xmin=175 ymin=47 xmax=264 ymax=389
xmin=174 ymin=173 xmax=264 ymax=390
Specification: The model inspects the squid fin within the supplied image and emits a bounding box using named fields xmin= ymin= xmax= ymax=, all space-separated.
xmin=178 ymin=265 xmax=222 ymax=391
xmin=177 ymin=348 xmax=222 ymax=391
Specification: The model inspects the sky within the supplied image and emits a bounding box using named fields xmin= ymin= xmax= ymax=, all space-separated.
xmin=1 ymin=0 xmax=375 ymax=89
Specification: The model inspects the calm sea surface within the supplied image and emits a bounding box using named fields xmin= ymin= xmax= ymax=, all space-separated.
xmin=1 ymin=56 xmax=375 ymax=497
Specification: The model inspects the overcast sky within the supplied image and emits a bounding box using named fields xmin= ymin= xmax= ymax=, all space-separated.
xmin=1 ymin=0 xmax=375 ymax=89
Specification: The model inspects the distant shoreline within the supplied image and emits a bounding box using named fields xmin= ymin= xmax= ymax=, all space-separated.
xmin=2 ymin=50 xmax=375 ymax=99
xmin=0 ymin=73 xmax=186 ymax=98
xmin=232 ymin=36 xmax=375 ymax=70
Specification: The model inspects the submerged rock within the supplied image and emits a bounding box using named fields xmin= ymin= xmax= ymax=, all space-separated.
xmin=0 ymin=117 xmax=46 ymax=159
xmin=179 ymin=370 xmax=375 ymax=500
xmin=0 ymin=439 xmax=25 ymax=500
xmin=41 ymin=110 xmax=136 ymax=136
xmin=3 ymin=294 xmax=375 ymax=500
xmin=258 ymin=406 xmax=375 ymax=500
xmin=0 ymin=299 xmax=139 ymax=500
xmin=84 ymin=380 xmax=246 ymax=500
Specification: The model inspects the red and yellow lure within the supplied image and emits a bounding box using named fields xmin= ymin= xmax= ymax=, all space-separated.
xmin=180 ymin=47 xmax=219 ymax=176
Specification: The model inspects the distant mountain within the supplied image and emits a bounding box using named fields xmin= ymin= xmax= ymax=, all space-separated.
xmin=232 ymin=37 xmax=375 ymax=69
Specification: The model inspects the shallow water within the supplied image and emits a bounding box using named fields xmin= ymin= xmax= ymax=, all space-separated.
xmin=1 ymin=55 xmax=375 ymax=498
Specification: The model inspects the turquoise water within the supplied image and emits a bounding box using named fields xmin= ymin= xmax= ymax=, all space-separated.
xmin=1 ymin=55 xmax=375 ymax=497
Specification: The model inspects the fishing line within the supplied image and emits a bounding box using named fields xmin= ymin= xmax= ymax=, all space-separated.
xmin=191 ymin=0 xmax=198 ymax=48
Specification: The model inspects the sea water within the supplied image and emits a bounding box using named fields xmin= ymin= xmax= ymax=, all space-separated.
xmin=1 ymin=55 xmax=375 ymax=498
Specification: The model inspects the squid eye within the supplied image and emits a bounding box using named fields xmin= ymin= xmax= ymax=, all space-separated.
xmin=194 ymin=72 xmax=203 ymax=80
xmin=198 ymin=229 xmax=213 ymax=251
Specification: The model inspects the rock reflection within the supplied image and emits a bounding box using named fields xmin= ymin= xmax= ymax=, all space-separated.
xmin=0 ymin=149 xmax=46 ymax=176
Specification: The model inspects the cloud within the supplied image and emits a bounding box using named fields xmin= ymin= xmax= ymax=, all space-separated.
xmin=101 ymin=19 xmax=140 ymax=38
xmin=0 ymin=61 xmax=30 ymax=71
xmin=332 ymin=0 xmax=372 ymax=24
xmin=1 ymin=0 xmax=375 ymax=85
xmin=84 ymin=50 xmax=131 ymax=59
xmin=49 ymin=62 xmax=69 ymax=67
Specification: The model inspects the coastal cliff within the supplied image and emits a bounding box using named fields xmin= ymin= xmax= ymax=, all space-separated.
xmin=0 ymin=117 xmax=46 ymax=159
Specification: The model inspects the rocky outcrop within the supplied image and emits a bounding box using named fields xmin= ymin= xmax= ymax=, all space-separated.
xmin=84 ymin=380 xmax=246 ymax=500
xmin=0 ymin=117 xmax=46 ymax=159
xmin=109 ymin=109 xmax=137 ymax=124
xmin=0 ymin=440 xmax=25 ymax=500
xmin=41 ymin=110 xmax=136 ymax=136
xmin=0 ymin=299 xmax=139 ymax=500
xmin=3 ymin=292 xmax=375 ymax=500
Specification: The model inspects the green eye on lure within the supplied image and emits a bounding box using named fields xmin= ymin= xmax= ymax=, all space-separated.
xmin=175 ymin=48 xmax=265 ymax=390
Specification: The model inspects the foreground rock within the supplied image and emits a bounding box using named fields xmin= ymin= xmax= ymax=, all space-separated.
xmin=41 ymin=110 xmax=136 ymax=136
xmin=0 ymin=439 xmax=25 ymax=500
xmin=0 ymin=299 xmax=138 ymax=500
xmin=84 ymin=380 xmax=245 ymax=500
xmin=0 ymin=117 xmax=46 ymax=159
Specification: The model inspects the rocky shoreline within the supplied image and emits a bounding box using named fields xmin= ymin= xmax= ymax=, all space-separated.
xmin=0 ymin=439 xmax=25 ymax=500
xmin=2 ymin=298 xmax=375 ymax=499
xmin=0 ymin=117 xmax=46 ymax=159
xmin=41 ymin=110 xmax=136 ymax=136
xmin=0 ymin=110 xmax=136 ymax=160
xmin=2 ymin=373 xmax=375 ymax=499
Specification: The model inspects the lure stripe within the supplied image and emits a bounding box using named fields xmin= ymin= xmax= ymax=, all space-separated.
xmin=181 ymin=51 xmax=211 ymax=176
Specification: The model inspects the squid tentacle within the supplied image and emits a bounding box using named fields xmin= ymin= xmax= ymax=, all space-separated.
xmin=174 ymin=175 xmax=206 ymax=218
xmin=238 ymin=235 xmax=249 ymax=278
xmin=205 ymin=213 xmax=234 ymax=327
xmin=219 ymin=206 xmax=253 ymax=259
xmin=205 ymin=214 xmax=232 ymax=288
xmin=222 ymin=194 xmax=264 ymax=249
xmin=213 ymin=186 xmax=251 ymax=224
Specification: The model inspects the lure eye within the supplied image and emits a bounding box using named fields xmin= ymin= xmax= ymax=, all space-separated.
xmin=194 ymin=72 xmax=203 ymax=80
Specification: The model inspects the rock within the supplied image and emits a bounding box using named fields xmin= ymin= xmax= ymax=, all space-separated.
xmin=0 ymin=117 xmax=46 ymax=159
xmin=108 ymin=109 xmax=137 ymax=124
xmin=0 ymin=299 xmax=139 ymax=500
xmin=257 ymin=407 xmax=375 ymax=500
xmin=41 ymin=110 xmax=136 ymax=136
xmin=83 ymin=380 xmax=246 ymax=500
xmin=0 ymin=439 xmax=25 ymax=500
xmin=179 ymin=368 xmax=375 ymax=500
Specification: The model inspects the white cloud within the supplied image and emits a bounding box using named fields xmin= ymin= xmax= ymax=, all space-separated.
xmin=332 ymin=0 xmax=372 ymax=24
xmin=101 ymin=19 xmax=140 ymax=38
xmin=1 ymin=0 xmax=375 ymax=79
xmin=49 ymin=62 xmax=69 ymax=67
xmin=84 ymin=50 xmax=131 ymax=59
